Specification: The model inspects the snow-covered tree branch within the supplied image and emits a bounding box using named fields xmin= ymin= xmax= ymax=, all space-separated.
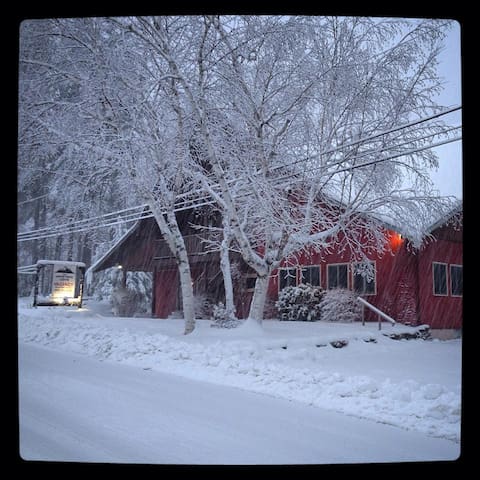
xmin=19 ymin=15 xmax=459 ymax=327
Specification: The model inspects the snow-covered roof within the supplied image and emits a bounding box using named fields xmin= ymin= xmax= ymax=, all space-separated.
xmin=317 ymin=190 xmax=462 ymax=243
xmin=36 ymin=259 xmax=86 ymax=268
xmin=425 ymin=201 xmax=463 ymax=234
xmin=87 ymin=220 xmax=140 ymax=276
xmin=87 ymin=196 xmax=462 ymax=278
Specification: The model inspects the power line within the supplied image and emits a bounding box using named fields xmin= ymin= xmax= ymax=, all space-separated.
xmin=18 ymin=131 xmax=462 ymax=241
xmin=19 ymin=106 xmax=459 ymax=238
xmin=18 ymin=134 xmax=462 ymax=242
xmin=17 ymin=193 xmax=50 ymax=206
xmin=326 ymin=135 xmax=462 ymax=176
xmin=17 ymin=107 xmax=462 ymax=242
xmin=18 ymin=136 xmax=461 ymax=241
xmin=18 ymin=203 xmax=148 ymax=237
xmin=277 ymin=105 xmax=462 ymax=171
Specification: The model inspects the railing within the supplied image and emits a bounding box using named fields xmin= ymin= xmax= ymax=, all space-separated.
xmin=357 ymin=296 xmax=396 ymax=330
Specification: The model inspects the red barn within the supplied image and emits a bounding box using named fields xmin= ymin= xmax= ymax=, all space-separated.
xmin=91 ymin=204 xmax=462 ymax=338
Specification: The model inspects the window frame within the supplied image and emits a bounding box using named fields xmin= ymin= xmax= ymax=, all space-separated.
xmin=327 ymin=263 xmax=349 ymax=290
xmin=432 ymin=261 xmax=448 ymax=296
xmin=245 ymin=273 xmax=257 ymax=293
xmin=299 ymin=265 xmax=321 ymax=287
xmin=449 ymin=264 xmax=463 ymax=297
xmin=278 ymin=267 xmax=298 ymax=292
xmin=352 ymin=261 xmax=377 ymax=296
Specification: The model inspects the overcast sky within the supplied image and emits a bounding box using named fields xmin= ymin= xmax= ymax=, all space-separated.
xmin=429 ymin=21 xmax=462 ymax=199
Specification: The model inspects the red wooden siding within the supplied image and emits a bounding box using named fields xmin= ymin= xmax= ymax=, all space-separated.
xmin=263 ymin=226 xmax=462 ymax=329
xmin=266 ymin=230 xmax=416 ymax=321
xmin=94 ymin=205 xmax=462 ymax=331
xmin=234 ymin=291 xmax=254 ymax=320
xmin=418 ymin=237 xmax=463 ymax=329
xmin=153 ymin=262 xmax=227 ymax=319
xmin=154 ymin=269 xmax=179 ymax=318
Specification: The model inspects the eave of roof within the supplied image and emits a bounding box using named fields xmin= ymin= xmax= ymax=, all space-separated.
xmin=425 ymin=201 xmax=463 ymax=234
xmin=87 ymin=220 xmax=140 ymax=275
xmin=87 ymin=197 xmax=462 ymax=279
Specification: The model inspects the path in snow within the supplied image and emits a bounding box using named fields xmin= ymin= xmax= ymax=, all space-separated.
xmin=18 ymin=343 xmax=460 ymax=465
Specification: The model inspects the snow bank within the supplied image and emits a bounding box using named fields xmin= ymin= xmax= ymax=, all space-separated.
xmin=17 ymin=299 xmax=461 ymax=443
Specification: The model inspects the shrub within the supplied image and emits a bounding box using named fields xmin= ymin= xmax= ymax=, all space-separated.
xmin=211 ymin=302 xmax=240 ymax=329
xmin=319 ymin=288 xmax=361 ymax=323
xmin=111 ymin=286 xmax=146 ymax=317
xmin=92 ymin=268 xmax=152 ymax=316
xmin=194 ymin=294 xmax=214 ymax=319
xmin=275 ymin=284 xmax=325 ymax=321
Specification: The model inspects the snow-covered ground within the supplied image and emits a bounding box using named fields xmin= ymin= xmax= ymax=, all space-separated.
xmin=18 ymin=297 xmax=462 ymax=463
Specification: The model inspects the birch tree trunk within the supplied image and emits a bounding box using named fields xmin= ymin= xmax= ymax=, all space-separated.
xmin=176 ymin=243 xmax=196 ymax=335
xmin=148 ymin=201 xmax=196 ymax=335
xmin=248 ymin=275 xmax=269 ymax=324
xmin=219 ymin=232 xmax=236 ymax=319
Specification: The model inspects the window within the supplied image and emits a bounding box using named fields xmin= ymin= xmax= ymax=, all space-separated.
xmin=450 ymin=265 xmax=463 ymax=297
xmin=279 ymin=268 xmax=297 ymax=291
xmin=299 ymin=266 xmax=320 ymax=286
xmin=245 ymin=274 xmax=257 ymax=292
xmin=353 ymin=262 xmax=376 ymax=295
xmin=327 ymin=264 xmax=348 ymax=289
xmin=433 ymin=262 xmax=448 ymax=296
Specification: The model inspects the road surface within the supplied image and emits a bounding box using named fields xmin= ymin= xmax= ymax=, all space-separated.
xmin=18 ymin=343 xmax=459 ymax=464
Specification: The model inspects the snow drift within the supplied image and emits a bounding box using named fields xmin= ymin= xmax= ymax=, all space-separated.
xmin=17 ymin=299 xmax=461 ymax=443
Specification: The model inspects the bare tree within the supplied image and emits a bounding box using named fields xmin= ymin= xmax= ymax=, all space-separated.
xmin=140 ymin=15 xmax=458 ymax=323
xmin=19 ymin=15 xmax=460 ymax=329
xmin=19 ymin=18 xmax=201 ymax=333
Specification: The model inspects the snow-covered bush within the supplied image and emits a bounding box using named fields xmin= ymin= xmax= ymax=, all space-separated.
xmin=111 ymin=286 xmax=146 ymax=317
xmin=126 ymin=271 xmax=152 ymax=313
xmin=275 ymin=284 xmax=325 ymax=321
xmin=194 ymin=294 xmax=214 ymax=319
xmin=90 ymin=268 xmax=152 ymax=316
xmin=87 ymin=268 xmax=116 ymax=301
xmin=211 ymin=302 xmax=240 ymax=329
xmin=319 ymin=288 xmax=361 ymax=323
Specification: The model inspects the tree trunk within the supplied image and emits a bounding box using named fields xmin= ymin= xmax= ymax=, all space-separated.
xmin=177 ymin=251 xmax=195 ymax=335
xmin=148 ymin=200 xmax=196 ymax=334
xmin=220 ymin=232 xmax=236 ymax=319
xmin=67 ymin=231 xmax=74 ymax=261
xmin=248 ymin=274 xmax=269 ymax=324
xmin=32 ymin=198 xmax=41 ymax=263
xmin=167 ymin=211 xmax=196 ymax=335
xmin=38 ymin=200 xmax=47 ymax=260
xmin=76 ymin=233 xmax=85 ymax=264
xmin=54 ymin=234 xmax=63 ymax=261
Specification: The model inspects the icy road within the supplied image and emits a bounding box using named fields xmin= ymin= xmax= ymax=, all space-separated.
xmin=18 ymin=343 xmax=459 ymax=465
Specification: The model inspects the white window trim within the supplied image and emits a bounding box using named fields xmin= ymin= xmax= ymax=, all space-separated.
xmin=449 ymin=264 xmax=463 ymax=297
xmin=278 ymin=267 xmax=298 ymax=292
xmin=352 ymin=261 xmax=377 ymax=296
xmin=327 ymin=263 xmax=350 ymax=290
xmin=299 ymin=265 xmax=321 ymax=287
xmin=432 ymin=261 xmax=448 ymax=297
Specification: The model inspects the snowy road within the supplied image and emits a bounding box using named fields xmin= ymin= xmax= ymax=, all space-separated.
xmin=18 ymin=343 xmax=459 ymax=465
